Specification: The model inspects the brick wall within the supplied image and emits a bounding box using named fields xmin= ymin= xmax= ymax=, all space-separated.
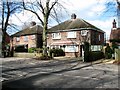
xmin=11 ymin=34 xmax=38 ymax=49
xmin=90 ymin=30 xmax=104 ymax=45
xmin=47 ymin=30 xmax=104 ymax=57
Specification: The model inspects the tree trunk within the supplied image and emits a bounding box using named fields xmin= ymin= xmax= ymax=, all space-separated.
xmin=2 ymin=31 xmax=6 ymax=57
xmin=42 ymin=16 xmax=48 ymax=55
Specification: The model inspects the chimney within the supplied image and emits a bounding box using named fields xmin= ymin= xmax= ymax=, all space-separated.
xmin=112 ymin=19 xmax=117 ymax=29
xmin=71 ymin=13 xmax=77 ymax=19
xmin=30 ymin=21 xmax=36 ymax=26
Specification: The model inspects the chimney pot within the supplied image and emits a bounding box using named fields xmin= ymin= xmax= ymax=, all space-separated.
xmin=71 ymin=13 xmax=77 ymax=19
xmin=113 ymin=19 xmax=117 ymax=28
xmin=31 ymin=21 xmax=36 ymax=26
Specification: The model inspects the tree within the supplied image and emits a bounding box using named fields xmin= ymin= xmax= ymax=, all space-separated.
xmin=1 ymin=0 xmax=22 ymax=57
xmin=22 ymin=0 xmax=65 ymax=55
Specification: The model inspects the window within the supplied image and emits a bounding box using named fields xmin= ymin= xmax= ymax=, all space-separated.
xmin=52 ymin=33 xmax=61 ymax=39
xmin=81 ymin=30 xmax=88 ymax=36
xmin=99 ymin=34 xmax=101 ymax=41
xmin=31 ymin=35 xmax=35 ymax=39
xmin=67 ymin=31 xmax=76 ymax=38
xmin=16 ymin=37 xmax=20 ymax=42
xmin=90 ymin=45 xmax=102 ymax=51
xmin=24 ymin=36 xmax=28 ymax=42
xmin=65 ymin=45 xmax=78 ymax=52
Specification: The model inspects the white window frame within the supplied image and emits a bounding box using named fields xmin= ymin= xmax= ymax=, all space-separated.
xmin=99 ymin=34 xmax=101 ymax=41
xmin=67 ymin=31 xmax=76 ymax=38
xmin=81 ymin=30 xmax=88 ymax=36
xmin=65 ymin=45 xmax=78 ymax=52
xmin=90 ymin=45 xmax=102 ymax=51
xmin=16 ymin=37 xmax=20 ymax=42
xmin=31 ymin=35 xmax=35 ymax=40
xmin=52 ymin=33 xmax=61 ymax=39
xmin=24 ymin=36 xmax=28 ymax=42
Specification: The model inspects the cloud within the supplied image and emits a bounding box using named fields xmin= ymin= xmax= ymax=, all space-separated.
xmin=8 ymin=0 xmax=116 ymax=38
xmin=88 ymin=17 xmax=116 ymax=38
xmin=9 ymin=10 xmax=41 ymax=27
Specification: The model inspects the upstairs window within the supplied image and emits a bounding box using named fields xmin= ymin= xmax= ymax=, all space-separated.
xmin=16 ymin=37 xmax=20 ymax=42
xmin=99 ymin=34 xmax=101 ymax=41
xmin=31 ymin=35 xmax=35 ymax=40
xmin=52 ymin=33 xmax=61 ymax=39
xmin=67 ymin=31 xmax=76 ymax=38
xmin=24 ymin=36 xmax=28 ymax=42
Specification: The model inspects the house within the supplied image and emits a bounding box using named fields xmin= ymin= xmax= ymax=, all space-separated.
xmin=10 ymin=22 xmax=43 ymax=52
xmin=110 ymin=19 xmax=120 ymax=48
xmin=47 ymin=14 xmax=105 ymax=57
xmin=0 ymin=28 xmax=10 ymax=57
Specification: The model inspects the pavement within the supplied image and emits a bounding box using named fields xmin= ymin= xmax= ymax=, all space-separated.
xmin=1 ymin=57 xmax=120 ymax=89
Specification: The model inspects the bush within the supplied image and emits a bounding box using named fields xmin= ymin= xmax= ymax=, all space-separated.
xmin=36 ymin=48 xmax=43 ymax=53
xmin=15 ymin=46 xmax=28 ymax=52
xmin=49 ymin=48 xmax=65 ymax=57
xmin=28 ymin=47 xmax=36 ymax=53
xmin=37 ymin=54 xmax=52 ymax=60
xmin=86 ymin=51 xmax=105 ymax=62
xmin=105 ymin=44 xmax=113 ymax=59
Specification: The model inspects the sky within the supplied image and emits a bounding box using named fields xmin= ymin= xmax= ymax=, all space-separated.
xmin=6 ymin=0 xmax=119 ymax=39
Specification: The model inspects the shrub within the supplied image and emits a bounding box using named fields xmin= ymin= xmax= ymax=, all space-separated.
xmin=15 ymin=46 xmax=28 ymax=52
xmin=105 ymin=44 xmax=113 ymax=59
xmin=37 ymin=54 xmax=52 ymax=60
xmin=49 ymin=48 xmax=65 ymax=57
xmin=86 ymin=51 xmax=105 ymax=62
xmin=28 ymin=47 xmax=36 ymax=53
xmin=36 ymin=48 xmax=43 ymax=53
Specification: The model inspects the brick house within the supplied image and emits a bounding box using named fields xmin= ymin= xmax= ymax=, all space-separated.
xmin=0 ymin=28 xmax=10 ymax=57
xmin=10 ymin=23 xmax=43 ymax=52
xmin=47 ymin=14 xmax=105 ymax=57
xmin=110 ymin=19 xmax=120 ymax=48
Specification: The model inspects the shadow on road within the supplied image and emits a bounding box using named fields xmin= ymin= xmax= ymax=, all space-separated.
xmin=2 ymin=58 xmax=119 ymax=89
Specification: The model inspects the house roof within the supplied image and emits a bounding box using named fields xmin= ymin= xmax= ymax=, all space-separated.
xmin=11 ymin=25 xmax=43 ymax=37
xmin=48 ymin=18 xmax=104 ymax=33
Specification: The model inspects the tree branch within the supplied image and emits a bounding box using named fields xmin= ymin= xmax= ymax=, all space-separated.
xmin=22 ymin=1 xmax=44 ymax=26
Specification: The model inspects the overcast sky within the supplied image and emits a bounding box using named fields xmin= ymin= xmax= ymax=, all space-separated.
xmin=7 ymin=0 xmax=118 ymax=39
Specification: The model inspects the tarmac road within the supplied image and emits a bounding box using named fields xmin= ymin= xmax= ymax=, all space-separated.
xmin=1 ymin=57 xmax=120 ymax=89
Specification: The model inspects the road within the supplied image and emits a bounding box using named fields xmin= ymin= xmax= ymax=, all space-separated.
xmin=1 ymin=57 xmax=120 ymax=89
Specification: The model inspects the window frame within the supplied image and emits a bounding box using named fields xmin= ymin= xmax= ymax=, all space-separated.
xmin=65 ymin=45 xmax=78 ymax=52
xmin=31 ymin=35 xmax=36 ymax=40
xmin=24 ymin=36 xmax=28 ymax=42
xmin=67 ymin=31 xmax=76 ymax=38
xmin=52 ymin=33 xmax=61 ymax=39
xmin=16 ymin=37 xmax=20 ymax=42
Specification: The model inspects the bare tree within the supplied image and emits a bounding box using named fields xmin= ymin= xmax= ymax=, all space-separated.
xmin=1 ymin=0 xmax=22 ymax=57
xmin=22 ymin=0 xmax=66 ymax=55
xmin=116 ymin=0 xmax=120 ymax=27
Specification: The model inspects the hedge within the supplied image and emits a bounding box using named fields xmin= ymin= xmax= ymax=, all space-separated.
xmin=49 ymin=48 xmax=65 ymax=57
xmin=85 ymin=51 xmax=105 ymax=62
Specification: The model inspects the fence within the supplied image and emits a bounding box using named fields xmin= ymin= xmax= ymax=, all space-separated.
xmin=115 ymin=49 xmax=120 ymax=60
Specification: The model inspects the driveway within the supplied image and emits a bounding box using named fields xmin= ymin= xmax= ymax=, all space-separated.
xmin=1 ymin=57 xmax=119 ymax=89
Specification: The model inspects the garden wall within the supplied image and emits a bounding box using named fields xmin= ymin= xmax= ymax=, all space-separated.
xmin=115 ymin=49 xmax=120 ymax=60
xmin=14 ymin=53 xmax=36 ymax=58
